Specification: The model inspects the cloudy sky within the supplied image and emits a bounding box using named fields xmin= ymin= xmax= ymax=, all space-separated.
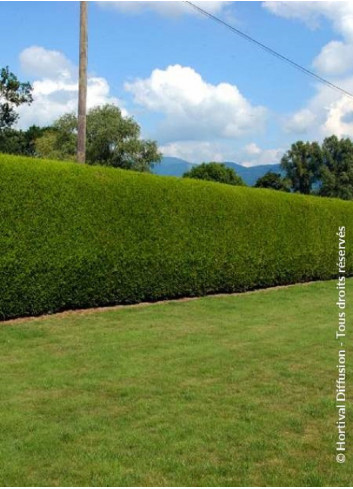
xmin=2 ymin=1 xmax=353 ymax=166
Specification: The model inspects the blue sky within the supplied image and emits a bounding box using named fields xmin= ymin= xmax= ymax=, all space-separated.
xmin=1 ymin=1 xmax=353 ymax=166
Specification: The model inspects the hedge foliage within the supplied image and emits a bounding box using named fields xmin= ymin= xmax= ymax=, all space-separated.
xmin=1 ymin=153 xmax=353 ymax=319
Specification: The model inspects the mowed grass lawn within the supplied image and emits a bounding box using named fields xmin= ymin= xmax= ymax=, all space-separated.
xmin=0 ymin=280 xmax=352 ymax=486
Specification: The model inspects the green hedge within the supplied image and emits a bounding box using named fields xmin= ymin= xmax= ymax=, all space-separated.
xmin=1 ymin=153 xmax=352 ymax=320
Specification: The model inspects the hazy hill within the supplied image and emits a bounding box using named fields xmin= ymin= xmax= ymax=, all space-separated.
xmin=223 ymin=162 xmax=283 ymax=186
xmin=153 ymin=156 xmax=282 ymax=186
xmin=152 ymin=157 xmax=194 ymax=177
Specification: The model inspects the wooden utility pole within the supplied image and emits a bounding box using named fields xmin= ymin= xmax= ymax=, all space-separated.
xmin=77 ymin=1 xmax=87 ymax=163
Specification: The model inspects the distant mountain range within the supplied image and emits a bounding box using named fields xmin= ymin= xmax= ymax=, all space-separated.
xmin=153 ymin=156 xmax=282 ymax=186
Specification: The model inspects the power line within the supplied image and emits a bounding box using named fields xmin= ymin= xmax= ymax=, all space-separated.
xmin=185 ymin=1 xmax=353 ymax=100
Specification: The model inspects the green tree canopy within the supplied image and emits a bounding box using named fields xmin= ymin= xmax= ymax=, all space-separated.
xmin=0 ymin=126 xmax=49 ymax=157
xmin=35 ymin=104 xmax=162 ymax=171
xmin=0 ymin=67 xmax=33 ymax=129
xmin=319 ymin=135 xmax=353 ymax=200
xmin=280 ymin=141 xmax=322 ymax=194
xmin=254 ymin=171 xmax=290 ymax=192
xmin=183 ymin=162 xmax=245 ymax=186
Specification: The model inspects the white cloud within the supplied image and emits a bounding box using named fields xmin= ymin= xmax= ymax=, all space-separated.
xmin=264 ymin=1 xmax=353 ymax=140
xmin=244 ymin=142 xmax=261 ymax=156
xmin=313 ymin=40 xmax=353 ymax=76
xmin=284 ymin=76 xmax=353 ymax=140
xmin=98 ymin=1 xmax=231 ymax=18
xmin=263 ymin=1 xmax=353 ymax=76
xmin=17 ymin=46 xmax=123 ymax=128
xmin=125 ymin=64 xmax=267 ymax=142
xmin=263 ymin=1 xmax=353 ymax=37
xmin=285 ymin=108 xmax=317 ymax=134
xmin=159 ymin=139 xmax=282 ymax=167
xmin=321 ymin=90 xmax=353 ymax=137
xmin=241 ymin=145 xmax=284 ymax=167
xmin=263 ymin=2 xmax=327 ymax=29
xmin=160 ymin=140 xmax=227 ymax=163
xmin=20 ymin=46 xmax=76 ymax=80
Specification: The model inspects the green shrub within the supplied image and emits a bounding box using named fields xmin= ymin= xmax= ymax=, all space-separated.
xmin=1 ymin=153 xmax=352 ymax=320
xmin=183 ymin=162 xmax=245 ymax=186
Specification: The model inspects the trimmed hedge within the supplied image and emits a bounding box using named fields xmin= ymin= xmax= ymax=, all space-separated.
xmin=1 ymin=153 xmax=353 ymax=320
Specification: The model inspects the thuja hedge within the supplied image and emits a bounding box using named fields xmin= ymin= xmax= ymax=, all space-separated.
xmin=1 ymin=153 xmax=353 ymax=319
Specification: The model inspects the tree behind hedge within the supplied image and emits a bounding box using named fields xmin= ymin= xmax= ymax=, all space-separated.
xmin=0 ymin=66 xmax=33 ymax=130
xmin=280 ymin=137 xmax=353 ymax=200
xmin=254 ymin=171 xmax=290 ymax=192
xmin=0 ymin=126 xmax=50 ymax=157
xmin=183 ymin=162 xmax=245 ymax=186
xmin=280 ymin=141 xmax=322 ymax=195
xmin=319 ymin=135 xmax=353 ymax=200
xmin=35 ymin=104 xmax=162 ymax=172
